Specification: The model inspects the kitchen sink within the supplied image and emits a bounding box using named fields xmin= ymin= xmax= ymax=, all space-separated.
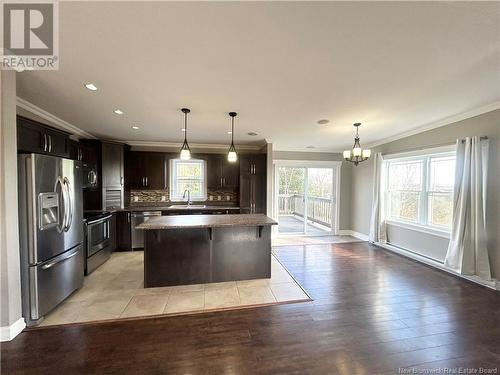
xmin=168 ymin=204 xmax=207 ymax=209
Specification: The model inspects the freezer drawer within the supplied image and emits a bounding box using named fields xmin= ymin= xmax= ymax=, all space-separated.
xmin=28 ymin=245 xmax=84 ymax=321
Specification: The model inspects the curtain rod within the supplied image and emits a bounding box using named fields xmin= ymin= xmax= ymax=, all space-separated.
xmin=381 ymin=136 xmax=489 ymax=157
xmin=461 ymin=136 xmax=488 ymax=143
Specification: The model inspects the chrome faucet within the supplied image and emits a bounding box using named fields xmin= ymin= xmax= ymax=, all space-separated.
xmin=182 ymin=189 xmax=192 ymax=206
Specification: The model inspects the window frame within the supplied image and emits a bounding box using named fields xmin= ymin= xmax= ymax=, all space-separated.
xmin=169 ymin=158 xmax=207 ymax=201
xmin=382 ymin=147 xmax=456 ymax=236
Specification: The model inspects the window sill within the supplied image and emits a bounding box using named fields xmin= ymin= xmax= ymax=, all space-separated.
xmin=385 ymin=220 xmax=450 ymax=239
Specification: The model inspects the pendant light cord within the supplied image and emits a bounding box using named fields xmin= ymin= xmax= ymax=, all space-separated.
xmin=184 ymin=112 xmax=188 ymax=142
xmin=231 ymin=116 xmax=235 ymax=145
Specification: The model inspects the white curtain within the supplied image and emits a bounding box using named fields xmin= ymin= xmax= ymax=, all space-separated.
xmin=444 ymin=136 xmax=491 ymax=280
xmin=369 ymin=152 xmax=386 ymax=243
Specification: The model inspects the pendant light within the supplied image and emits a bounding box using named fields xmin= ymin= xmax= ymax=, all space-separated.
xmin=343 ymin=123 xmax=371 ymax=166
xmin=179 ymin=108 xmax=191 ymax=160
xmin=227 ymin=112 xmax=238 ymax=163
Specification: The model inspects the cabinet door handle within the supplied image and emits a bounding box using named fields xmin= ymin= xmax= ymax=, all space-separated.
xmin=48 ymin=135 xmax=52 ymax=153
xmin=145 ymin=176 xmax=148 ymax=186
xmin=43 ymin=134 xmax=47 ymax=152
xmin=121 ymin=177 xmax=124 ymax=186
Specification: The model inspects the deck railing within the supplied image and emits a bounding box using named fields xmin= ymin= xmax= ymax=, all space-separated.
xmin=278 ymin=194 xmax=332 ymax=227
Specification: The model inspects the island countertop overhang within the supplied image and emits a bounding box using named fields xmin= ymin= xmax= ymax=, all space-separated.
xmin=137 ymin=214 xmax=277 ymax=230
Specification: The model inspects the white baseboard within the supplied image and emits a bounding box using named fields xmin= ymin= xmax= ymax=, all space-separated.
xmin=0 ymin=318 xmax=26 ymax=342
xmin=375 ymin=242 xmax=499 ymax=291
xmin=338 ymin=230 xmax=369 ymax=241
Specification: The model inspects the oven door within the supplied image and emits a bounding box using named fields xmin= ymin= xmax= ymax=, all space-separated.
xmin=86 ymin=215 xmax=111 ymax=257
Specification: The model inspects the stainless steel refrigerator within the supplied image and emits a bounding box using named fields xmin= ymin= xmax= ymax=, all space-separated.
xmin=18 ymin=153 xmax=84 ymax=326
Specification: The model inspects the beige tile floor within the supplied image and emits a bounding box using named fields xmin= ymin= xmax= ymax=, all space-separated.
xmin=39 ymin=252 xmax=310 ymax=327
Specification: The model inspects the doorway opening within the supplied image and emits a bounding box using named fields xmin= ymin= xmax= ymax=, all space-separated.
xmin=274 ymin=162 xmax=340 ymax=236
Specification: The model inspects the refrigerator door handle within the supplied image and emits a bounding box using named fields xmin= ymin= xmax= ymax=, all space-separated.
xmin=41 ymin=248 xmax=80 ymax=270
xmin=42 ymin=134 xmax=48 ymax=152
xmin=63 ymin=177 xmax=73 ymax=231
xmin=56 ymin=177 xmax=67 ymax=232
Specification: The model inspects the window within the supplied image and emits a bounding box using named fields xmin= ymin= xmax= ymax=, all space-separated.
xmin=383 ymin=150 xmax=455 ymax=231
xmin=169 ymin=159 xmax=207 ymax=201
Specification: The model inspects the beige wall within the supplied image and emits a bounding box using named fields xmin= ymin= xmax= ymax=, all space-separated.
xmin=0 ymin=71 xmax=23 ymax=328
xmin=350 ymin=109 xmax=500 ymax=277
xmin=272 ymin=150 xmax=352 ymax=231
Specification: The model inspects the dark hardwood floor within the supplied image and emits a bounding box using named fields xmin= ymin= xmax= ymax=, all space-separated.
xmin=2 ymin=242 xmax=500 ymax=374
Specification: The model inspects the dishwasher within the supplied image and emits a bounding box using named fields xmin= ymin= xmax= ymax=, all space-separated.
xmin=131 ymin=211 xmax=162 ymax=249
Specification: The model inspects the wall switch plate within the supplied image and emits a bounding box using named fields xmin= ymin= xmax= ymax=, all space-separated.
xmin=226 ymin=196 xmax=230 ymax=201
xmin=133 ymin=196 xmax=139 ymax=202
xmin=209 ymin=196 xmax=213 ymax=201
xmin=217 ymin=196 xmax=221 ymax=201
xmin=161 ymin=196 xmax=166 ymax=202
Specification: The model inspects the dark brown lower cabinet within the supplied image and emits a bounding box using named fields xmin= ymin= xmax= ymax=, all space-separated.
xmin=211 ymin=226 xmax=271 ymax=282
xmin=145 ymin=229 xmax=211 ymax=287
xmin=144 ymin=226 xmax=271 ymax=287
xmin=110 ymin=213 xmax=117 ymax=252
xmin=116 ymin=211 xmax=132 ymax=251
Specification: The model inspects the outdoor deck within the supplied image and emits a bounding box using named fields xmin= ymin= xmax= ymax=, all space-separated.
xmin=278 ymin=215 xmax=330 ymax=234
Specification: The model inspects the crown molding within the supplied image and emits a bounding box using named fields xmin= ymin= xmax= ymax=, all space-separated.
xmin=16 ymin=97 xmax=96 ymax=139
xmin=365 ymin=101 xmax=500 ymax=149
xmin=123 ymin=140 xmax=262 ymax=151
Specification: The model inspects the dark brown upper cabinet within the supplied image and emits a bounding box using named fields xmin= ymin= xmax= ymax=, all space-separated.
xmin=68 ymin=140 xmax=96 ymax=164
xmin=125 ymin=151 xmax=167 ymax=190
xmin=102 ymin=142 xmax=125 ymax=189
xmin=206 ymin=154 xmax=240 ymax=190
xmin=17 ymin=116 xmax=70 ymax=158
xmin=239 ymin=153 xmax=267 ymax=214
xmin=68 ymin=140 xmax=99 ymax=189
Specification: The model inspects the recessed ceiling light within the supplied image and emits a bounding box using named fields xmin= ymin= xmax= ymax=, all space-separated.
xmin=317 ymin=119 xmax=329 ymax=125
xmin=247 ymin=132 xmax=258 ymax=136
xmin=84 ymin=83 xmax=98 ymax=91
xmin=306 ymin=145 xmax=315 ymax=149
xmin=114 ymin=109 xmax=123 ymax=115
xmin=227 ymin=131 xmax=232 ymax=135
xmin=131 ymin=126 xmax=140 ymax=130
xmin=181 ymin=128 xmax=186 ymax=132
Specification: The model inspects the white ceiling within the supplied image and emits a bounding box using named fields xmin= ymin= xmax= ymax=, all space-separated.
xmin=16 ymin=1 xmax=500 ymax=151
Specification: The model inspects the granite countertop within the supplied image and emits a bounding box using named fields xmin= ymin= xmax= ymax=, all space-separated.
xmin=137 ymin=214 xmax=277 ymax=230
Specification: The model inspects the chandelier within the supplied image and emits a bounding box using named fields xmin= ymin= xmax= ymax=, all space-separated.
xmin=343 ymin=123 xmax=371 ymax=166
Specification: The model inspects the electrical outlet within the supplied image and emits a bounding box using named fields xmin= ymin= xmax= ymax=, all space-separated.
xmin=133 ymin=196 xmax=139 ymax=202
xmin=161 ymin=196 xmax=166 ymax=202
xmin=226 ymin=196 xmax=230 ymax=201
xmin=217 ymin=196 xmax=221 ymax=201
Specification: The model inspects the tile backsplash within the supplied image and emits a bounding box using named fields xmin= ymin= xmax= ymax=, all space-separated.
xmin=130 ymin=189 xmax=238 ymax=205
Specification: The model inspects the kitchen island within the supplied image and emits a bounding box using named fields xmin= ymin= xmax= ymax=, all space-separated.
xmin=137 ymin=214 xmax=277 ymax=287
